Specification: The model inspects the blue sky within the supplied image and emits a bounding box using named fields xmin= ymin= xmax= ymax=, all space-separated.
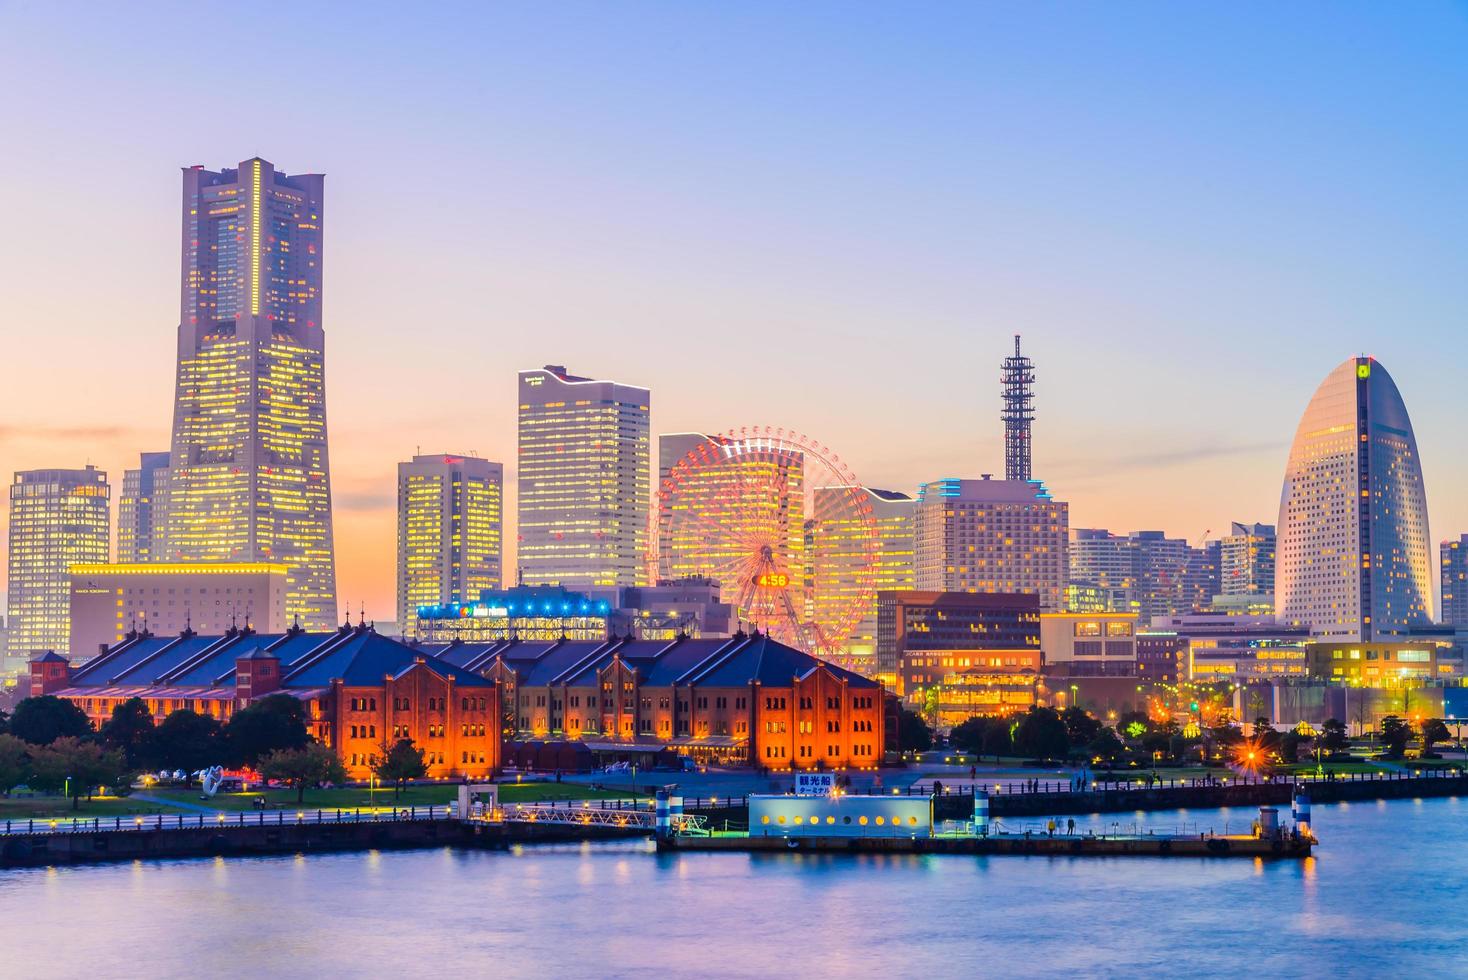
xmin=1 ymin=1 xmax=1465 ymax=614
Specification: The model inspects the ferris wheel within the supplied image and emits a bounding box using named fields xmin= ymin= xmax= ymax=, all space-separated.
xmin=649 ymin=427 xmax=879 ymax=656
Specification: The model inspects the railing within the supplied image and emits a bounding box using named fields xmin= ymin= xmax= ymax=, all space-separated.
xmin=475 ymin=801 xmax=705 ymax=833
xmin=1 ymin=805 xmax=456 ymax=838
xmin=907 ymin=766 xmax=1467 ymax=797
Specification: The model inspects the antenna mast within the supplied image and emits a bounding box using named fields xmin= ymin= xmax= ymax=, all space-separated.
xmin=1001 ymin=334 xmax=1035 ymax=481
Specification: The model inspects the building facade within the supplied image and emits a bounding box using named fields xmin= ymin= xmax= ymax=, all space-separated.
xmin=396 ymin=454 xmax=504 ymax=631
xmin=875 ymin=590 xmax=1041 ymax=724
xmin=166 ymin=158 xmax=338 ymax=629
xmin=1220 ymin=522 xmax=1276 ymax=602
xmin=117 ymin=452 xmax=170 ymax=563
xmin=1442 ymin=536 xmax=1468 ymax=627
xmin=68 ymin=562 xmax=288 ymax=659
xmin=32 ymin=624 xmax=499 ymax=781
xmin=1070 ymin=529 xmax=1214 ymax=621
xmin=1039 ymin=612 xmax=1139 ymax=677
xmin=913 ymin=477 xmax=1068 ymax=612
xmin=426 ymin=632 xmax=885 ymax=771
xmin=7 ymin=467 xmax=111 ymax=656
xmin=1277 ymin=356 xmax=1433 ymax=640
xmin=810 ymin=487 xmax=915 ymax=677
xmin=518 ymin=366 xmax=649 ymax=590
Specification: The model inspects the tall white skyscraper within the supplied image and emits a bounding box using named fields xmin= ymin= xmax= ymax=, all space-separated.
xmin=517 ymin=365 xmax=649 ymax=590
xmin=166 ymin=158 xmax=337 ymax=628
xmin=7 ymin=466 xmax=111 ymax=654
xmin=117 ymin=451 xmax=170 ymax=562
xmin=397 ymin=453 xmax=504 ymax=630
xmin=1277 ymin=356 xmax=1432 ymax=640
xmin=913 ymin=477 xmax=1068 ymax=612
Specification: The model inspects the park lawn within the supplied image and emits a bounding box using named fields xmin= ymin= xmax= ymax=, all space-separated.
xmin=0 ymin=794 xmax=175 ymax=821
xmin=1275 ymin=761 xmax=1390 ymax=775
xmin=496 ymin=782 xmax=644 ymax=804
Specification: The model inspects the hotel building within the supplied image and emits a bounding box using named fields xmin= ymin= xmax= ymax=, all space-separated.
xmin=7 ymin=467 xmax=111 ymax=656
xmin=68 ymin=562 xmax=288 ymax=659
xmin=116 ymin=452 xmax=170 ymax=563
xmin=518 ymin=366 xmax=649 ymax=590
xmin=1220 ymin=522 xmax=1276 ymax=602
xmin=166 ymin=158 xmax=337 ymax=629
xmin=396 ymin=454 xmax=504 ymax=631
xmin=913 ymin=477 xmax=1068 ymax=612
xmin=1277 ymin=357 xmax=1433 ymax=640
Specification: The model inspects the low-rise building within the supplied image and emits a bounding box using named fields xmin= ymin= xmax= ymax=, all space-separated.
xmin=876 ymin=590 xmax=1040 ymax=699
xmin=1305 ymin=641 xmax=1440 ymax=684
xmin=31 ymin=623 xmax=499 ymax=781
xmin=1040 ymin=612 xmax=1139 ymax=677
xmin=68 ymin=562 xmax=289 ymax=661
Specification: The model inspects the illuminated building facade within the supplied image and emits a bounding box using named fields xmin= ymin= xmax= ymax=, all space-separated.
xmin=426 ymin=632 xmax=884 ymax=770
xmin=117 ymin=452 xmax=170 ymax=562
xmin=396 ymin=454 xmax=504 ymax=631
xmin=1220 ymin=522 xmax=1276 ymax=601
xmin=1068 ymin=529 xmax=1138 ymax=614
xmin=876 ymin=590 xmax=1041 ymax=719
xmin=166 ymin=158 xmax=337 ymax=629
xmin=1305 ymin=641 xmax=1441 ymax=684
xmin=415 ymin=585 xmax=613 ymax=643
xmin=31 ymin=624 xmax=499 ymax=781
xmin=1070 ymin=529 xmax=1217 ymax=620
xmin=1441 ymin=536 xmax=1468 ymax=626
xmin=1149 ymin=612 xmax=1310 ymax=681
xmin=518 ymin=366 xmax=649 ymax=590
xmin=68 ymin=562 xmax=288 ymax=659
xmin=613 ymin=578 xmax=735 ymax=639
xmin=1039 ymin=612 xmax=1139 ymax=677
xmin=810 ymin=487 xmax=914 ymax=678
xmin=7 ymin=467 xmax=110 ymax=656
xmin=1277 ymin=357 xmax=1433 ymax=640
xmin=913 ymin=477 xmax=1068 ymax=612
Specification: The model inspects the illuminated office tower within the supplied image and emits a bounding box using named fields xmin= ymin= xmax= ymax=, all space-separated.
xmin=1442 ymin=536 xmax=1468 ymax=626
xmin=117 ymin=452 xmax=170 ymax=562
xmin=1220 ymin=522 xmax=1275 ymax=599
xmin=656 ymin=432 xmax=804 ymax=588
xmin=165 ymin=158 xmax=337 ymax=628
xmin=397 ymin=454 xmax=504 ymax=631
xmin=518 ymin=366 xmax=649 ymax=590
xmin=1277 ymin=357 xmax=1432 ymax=640
xmin=1068 ymin=529 xmax=1138 ymax=614
xmin=7 ymin=467 xmax=110 ymax=654
xmin=913 ymin=477 xmax=1068 ymax=612
xmin=810 ymin=487 xmax=914 ymax=675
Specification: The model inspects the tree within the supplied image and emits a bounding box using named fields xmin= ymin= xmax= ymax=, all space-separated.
xmin=8 ymin=696 xmax=92 ymax=745
xmin=896 ymin=706 xmax=932 ymax=752
xmin=1421 ymin=719 xmax=1452 ymax=756
xmin=1279 ymin=731 xmax=1309 ymax=764
xmin=1378 ymin=716 xmax=1411 ymax=760
xmin=373 ymin=739 xmax=428 ymax=797
xmin=950 ymin=717 xmax=987 ymax=756
xmin=1013 ymin=707 xmax=1068 ymax=760
xmin=1088 ymin=728 xmax=1125 ymax=765
xmin=0 ymin=707 xmax=10 ymax=735
xmin=153 ymin=710 xmax=225 ymax=774
xmin=259 ymin=743 xmax=347 ymax=803
xmin=981 ymin=717 xmax=1014 ymax=760
xmin=99 ymin=698 xmax=157 ymax=769
xmin=1319 ymin=718 xmax=1349 ymax=755
xmin=1060 ymin=707 xmax=1101 ymax=751
xmin=27 ymin=737 xmax=133 ymax=809
xmin=0 ymin=734 xmax=29 ymax=796
xmin=225 ymin=694 xmax=309 ymax=766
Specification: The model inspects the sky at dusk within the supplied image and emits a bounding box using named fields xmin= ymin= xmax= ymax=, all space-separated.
xmin=1 ymin=2 xmax=1466 ymax=621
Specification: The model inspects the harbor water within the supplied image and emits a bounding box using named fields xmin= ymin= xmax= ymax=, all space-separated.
xmin=2 ymin=796 xmax=1464 ymax=978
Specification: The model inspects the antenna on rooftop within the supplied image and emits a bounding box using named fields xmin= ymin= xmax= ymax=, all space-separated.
xmin=1002 ymin=334 xmax=1035 ymax=482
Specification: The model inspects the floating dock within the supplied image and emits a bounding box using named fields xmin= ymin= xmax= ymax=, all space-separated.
xmin=659 ymin=831 xmax=1311 ymax=859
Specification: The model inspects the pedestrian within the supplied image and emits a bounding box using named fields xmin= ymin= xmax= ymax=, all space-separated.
xmin=970 ymin=765 xmax=977 ymax=783
xmin=1066 ymin=817 xmax=1075 ymax=835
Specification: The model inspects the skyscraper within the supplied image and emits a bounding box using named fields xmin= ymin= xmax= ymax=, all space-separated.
xmin=913 ymin=477 xmax=1068 ymax=611
xmin=7 ymin=467 xmax=111 ymax=654
xmin=1069 ymin=528 xmax=1206 ymax=621
xmin=1277 ymin=356 xmax=1432 ymax=640
xmin=518 ymin=365 xmax=649 ymax=590
xmin=1220 ymin=522 xmax=1276 ymax=600
xmin=117 ymin=451 xmax=170 ymax=563
xmin=810 ymin=487 xmax=915 ymax=676
xmin=165 ymin=158 xmax=337 ymax=628
xmin=1441 ymin=536 xmax=1468 ymax=627
xmin=396 ymin=453 xmax=504 ymax=631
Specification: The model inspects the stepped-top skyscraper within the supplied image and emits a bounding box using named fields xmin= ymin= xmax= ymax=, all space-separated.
xmin=1277 ymin=357 xmax=1432 ymax=641
xmin=518 ymin=365 xmax=649 ymax=590
xmin=165 ymin=158 xmax=338 ymax=629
